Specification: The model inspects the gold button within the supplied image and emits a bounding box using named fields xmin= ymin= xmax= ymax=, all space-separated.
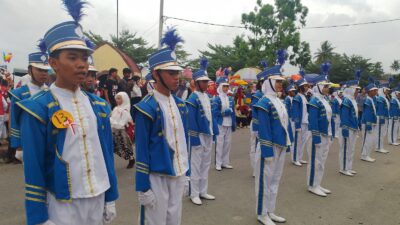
xmin=83 ymin=133 xmax=87 ymax=138
xmin=87 ymin=169 xmax=91 ymax=173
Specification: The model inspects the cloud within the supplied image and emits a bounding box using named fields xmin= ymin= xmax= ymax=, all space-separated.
xmin=1 ymin=0 xmax=399 ymax=75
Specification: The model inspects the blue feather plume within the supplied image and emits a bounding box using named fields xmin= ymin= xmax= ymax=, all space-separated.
xmin=368 ymin=76 xmax=375 ymax=84
xmin=223 ymin=68 xmax=230 ymax=76
xmin=84 ymin=38 xmax=95 ymax=50
xmin=62 ymin=0 xmax=88 ymax=24
xmin=259 ymin=60 xmax=268 ymax=70
xmin=276 ymin=49 xmax=286 ymax=66
xmin=37 ymin=39 xmax=47 ymax=54
xmin=388 ymin=77 xmax=394 ymax=87
xmin=199 ymin=58 xmax=208 ymax=71
xmin=320 ymin=62 xmax=331 ymax=75
xmin=299 ymin=68 xmax=305 ymax=78
xmin=160 ymin=27 xmax=184 ymax=51
xmin=355 ymin=69 xmax=362 ymax=80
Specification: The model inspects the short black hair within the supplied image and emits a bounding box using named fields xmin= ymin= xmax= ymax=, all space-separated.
xmin=109 ymin=68 xmax=118 ymax=75
xmin=49 ymin=49 xmax=62 ymax=59
xmin=122 ymin=68 xmax=131 ymax=74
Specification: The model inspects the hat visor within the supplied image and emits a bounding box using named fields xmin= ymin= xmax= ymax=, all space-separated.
xmin=288 ymin=88 xmax=296 ymax=92
xmin=196 ymin=76 xmax=211 ymax=81
xmin=368 ymin=87 xmax=378 ymax=91
xmin=157 ymin=65 xmax=183 ymax=71
xmin=220 ymin=82 xmax=229 ymax=86
xmin=88 ymin=65 xmax=98 ymax=72
xmin=318 ymin=81 xmax=333 ymax=86
xmin=30 ymin=63 xmax=50 ymax=70
xmin=269 ymin=75 xmax=285 ymax=80
xmin=57 ymin=44 xmax=94 ymax=53
xmin=298 ymin=81 xmax=309 ymax=86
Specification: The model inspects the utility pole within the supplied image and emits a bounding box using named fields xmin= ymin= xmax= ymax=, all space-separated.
xmin=158 ymin=0 xmax=164 ymax=49
xmin=117 ymin=0 xmax=119 ymax=44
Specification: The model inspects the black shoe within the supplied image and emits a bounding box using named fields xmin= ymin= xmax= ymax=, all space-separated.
xmin=127 ymin=159 xmax=135 ymax=169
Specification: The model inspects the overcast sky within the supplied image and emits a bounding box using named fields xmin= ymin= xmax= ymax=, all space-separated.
xmin=1 ymin=0 xmax=400 ymax=75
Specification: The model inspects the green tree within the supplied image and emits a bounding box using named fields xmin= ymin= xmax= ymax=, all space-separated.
xmin=83 ymin=31 xmax=105 ymax=46
xmin=390 ymin=60 xmax=400 ymax=73
xmin=314 ymin=41 xmax=337 ymax=63
xmin=110 ymin=29 xmax=156 ymax=64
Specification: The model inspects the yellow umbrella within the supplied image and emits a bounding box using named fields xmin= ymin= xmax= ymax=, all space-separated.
xmin=234 ymin=80 xmax=248 ymax=85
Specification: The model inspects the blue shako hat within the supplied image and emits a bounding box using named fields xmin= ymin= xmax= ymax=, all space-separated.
xmin=295 ymin=68 xmax=308 ymax=87
xmin=256 ymin=60 xmax=268 ymax=81
xmin=148 ymin=27 xmax=184 ymax=71
xmin=40 ymin=0 xmax=93 ymax=54
xmin=192 ymin=58 xmax=211 ymax=81
xmin=257 ymin=49 xmax=286 ymax=81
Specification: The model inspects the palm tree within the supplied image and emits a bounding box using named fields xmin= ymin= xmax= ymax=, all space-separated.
xmin=390 ymin=60 xmax=400 ymax=73
xmin=314 ymin=41 xmax=336 ymax=63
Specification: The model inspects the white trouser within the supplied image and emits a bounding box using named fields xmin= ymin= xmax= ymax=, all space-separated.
xmin=216 ymin=125 xmax=233 ymax=167
xmin=307 ymin=136 xmax=332 ymax=188
xmin=255 ymin=146 xmax=286 ymax=216
xmin=48 ymin=193 xmax=105 ymax=225
xmin=361 ymin=124 xmax=377 ymax=158
xmin=376 ymin=118 xmax=388 ymax=150
xmin=139 ymin=174 xmax=186 ymax=225
xmin=334 ymin=116 xmax=341 ymax=138
xmin=289 ymin=121 xmax=295 ymax=161
xmin=190 ymin=134 xmax=213 ymax=198
xmin=293 ymin=123 xmax=311 ymax=162
xmin=388 ymin=119 xmax=399 ymax=144
xmin=250 ymin=122 xmax=258 ymax=177
xmin=339 ymin=130 xmax=358 ymax=171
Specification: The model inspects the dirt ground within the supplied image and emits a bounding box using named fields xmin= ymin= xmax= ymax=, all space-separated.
xmin=0 ymin=128 xmax=399 ymax=225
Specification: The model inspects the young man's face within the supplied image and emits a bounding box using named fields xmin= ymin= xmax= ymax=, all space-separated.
xmin=197 ymin=80 xmax=209 ymax=92
xmin=30 ymin=66 xmax=49 ymax=85
xmin=288 ymin=90 xmax=296 ymax=97
xmin=368 ymin=89 xmax=378 ymax=97
xmin=153 ymin=69 xmax=180 ymax=91
xmin=49 ymin=49 xmax=89 ymax=86
xmin=321 ymin=85 xmax=330 ymax=95
xmin=111 ymin=71 xmax=118 ymax=79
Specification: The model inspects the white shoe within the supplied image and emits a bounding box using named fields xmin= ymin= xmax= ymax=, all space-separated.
xmin=222 ymin=165 xmax=233 ymax=169
xmin=200 ymin=193 xmax=216 ymax=200
xmin=318 ymin=186 xmax=331 ymax=194
xmin=292 ymin=161 xmax=302 ymax=167
xmin=300 ymin=160 xmax=308 ymax=164
xmin=390 ymin=142 xmax=400 ymax=146
xmin=191 ymin=197 xmax=202 ymax=205
xmin=361 ymin=157 xmax=375 ymax=162
xmin=376 ymin=149 xmax=389 ymax=154
xmin=308 ymin=186 xmax=327 ymax=197
xmin=339 ymin=170 xmax=354 ymax=176
xmin=349 ymin=170 xmax=357 ymax=174
xmin=215 ymin=166 xmax=222 ymax=171
xmin=268 ymin=213 xmax=286 ymax=223
xmin=257 ymin=215 xmax=276 ymax=225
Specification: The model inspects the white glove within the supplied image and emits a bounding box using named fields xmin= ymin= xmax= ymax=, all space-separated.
xmin=41 ymin=220 xmax=56 ymax=225
xmin=265 ymin=157 xmax=274 ymax=162
xmin=103 ymin=201 xmax=117 ymax=224
xmin=183 ymin=176 xmax=190 ymax=197
xmin=138 ymin=190 xmax=156 ymax=208
xmin=15 ymin=149 xmax=23 ymax=161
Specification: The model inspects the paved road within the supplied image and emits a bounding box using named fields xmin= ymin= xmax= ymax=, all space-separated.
xmin=1 ymin=128 xmax=399 ymax=225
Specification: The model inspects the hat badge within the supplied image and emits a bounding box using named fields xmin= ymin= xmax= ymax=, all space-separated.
xmin=170 ymin=51 xmax=177 ymax=60
xmin=40 ymin=54 xmax=47 ymax=63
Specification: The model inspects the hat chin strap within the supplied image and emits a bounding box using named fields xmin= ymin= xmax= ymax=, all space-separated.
xmin=268 ymin=79 xmax=276 ymax=93
xmin=156 ymin=71 xmax=173 ymax=91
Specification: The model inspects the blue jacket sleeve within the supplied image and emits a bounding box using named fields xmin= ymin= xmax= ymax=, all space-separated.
xmin=186 ymin=101 xmax=201 ymax=146
xmin=103 ymin=107 xmax=119 ymax=202
xmin=292 ymin=98 xmax=301 ymax=129
xmin=10 ymin=96 xmax=21 ymax=148
xmin=134 ymin=111 xmax=151 ymax=192
xmin=362 ymin=103 xmax=373 ymax=131
xmin=20 ymin=111 xmax=49 ymax=225
xmin=308 ymin=104 xmax=321 ymax=144
xmin=257 ymin=107 xmax=274 ymax=159
xmin=340 ymin=103 xmax=351 ymax=138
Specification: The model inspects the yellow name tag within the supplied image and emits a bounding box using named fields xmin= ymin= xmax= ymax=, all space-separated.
xmin=51 ymin=110 xmax=74 ymax=129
